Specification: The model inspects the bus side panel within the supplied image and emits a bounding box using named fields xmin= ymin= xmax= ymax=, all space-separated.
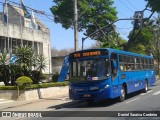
xmin=147 ymin=70 xmax=156 ymax=86
xmin=119 ymin=71 xmax=146 ymax=94
xmin=112 ymin=84 xmax=122 ymax=98
xmin=126 ymin=71 xmax=145 ymax=93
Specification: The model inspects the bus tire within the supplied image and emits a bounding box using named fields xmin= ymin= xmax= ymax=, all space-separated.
xmin=119 ymin=86 xmax=126 ymax=102
xmin=143 ymin=80 xmax=148 ymax=93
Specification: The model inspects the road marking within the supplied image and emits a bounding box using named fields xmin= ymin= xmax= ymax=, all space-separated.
xmin=0 ymin=100 xmax=14 ymax=104
xmin=153 ymin=90 xmax=160 ymax=95
xmin=126 ymin=97 xmax=140 ymax=104
xmin=140 ymin=90 xmax=153 ymax=96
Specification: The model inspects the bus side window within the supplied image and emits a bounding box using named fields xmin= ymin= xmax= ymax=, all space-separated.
xmin=119 ymin=55 xmax=126 ymax=71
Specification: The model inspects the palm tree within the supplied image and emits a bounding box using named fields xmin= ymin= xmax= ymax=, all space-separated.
xmin=15 ymin=45 xmax=33 ymax=76
xmin=37 ymin=54 xmax=46 ymax=73
xmin=0 ymin=50 xmax=10 ymax=85
xmin=32 ymin=54 xmax=46 ymax=84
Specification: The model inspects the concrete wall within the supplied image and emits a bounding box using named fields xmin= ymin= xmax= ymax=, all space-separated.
xmin=0 ymin=86 xmax=69 ymax=101
xmin=52 ymin=56 xmax=65 ymax=74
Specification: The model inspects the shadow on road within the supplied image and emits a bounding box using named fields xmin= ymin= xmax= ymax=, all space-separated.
xmin=47 ymin=89 xmax=153 ymax=110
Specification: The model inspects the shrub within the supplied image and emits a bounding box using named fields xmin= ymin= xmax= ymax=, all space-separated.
xmin=52 ymin=72 xmax=59 ymax=82
xmin=31 ymin=70 xmax=40 ymax=84
xmin=0 ymin=81 xmax=69 ymax=90
xmin=40 ymin=73 xmax=48 ymax=80
xmin=0 ymin=85 xmax=17 ymax=90
xmin=16 ymin=76 xmax=33 ymax=87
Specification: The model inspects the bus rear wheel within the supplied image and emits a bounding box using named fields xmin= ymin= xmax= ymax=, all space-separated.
xmin=143 ymin=80 xmax=148 ymax=93
xmin=119 ymin=86 xmax=126 ymax=102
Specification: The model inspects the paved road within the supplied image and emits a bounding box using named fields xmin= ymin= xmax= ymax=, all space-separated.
xmin=0 ymin=81 xmax=160 ymax=120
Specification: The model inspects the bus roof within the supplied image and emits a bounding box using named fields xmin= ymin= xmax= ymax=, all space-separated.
xmin=69 ymin=48 xmax=153 ymax=59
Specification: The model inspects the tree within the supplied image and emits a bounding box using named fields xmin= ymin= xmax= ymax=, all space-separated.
xmin=0 ymin=50 xmax=10 ymax=86
xmin=36 ymin=54 xmax=46 ymax=73
xmin=101 ymin=33 xmax=127 ymax=50
xmin=127 ymin=18 xmax=154 ymax=54
xmin=32 ymin=54 xmax=46 ymax=84
xmin=149 ymin=15 xmax=160 ymax=77
xmin=51 ymin=47 xmax=74 ymax=56
xmin=50 ymin=0 xmax=117 ymax=42
xmin=145 ymin=0 xmax=160 ymax=12
xmin=15 ymin=45 xmax=33 ymax=76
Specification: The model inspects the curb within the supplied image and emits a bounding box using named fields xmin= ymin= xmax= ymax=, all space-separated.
xmin=52 ymin=100 xmax=83 ymax=110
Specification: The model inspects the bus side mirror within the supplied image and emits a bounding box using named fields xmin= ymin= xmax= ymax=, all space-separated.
xmin=112 ymin=60 xmax=117 ymax=69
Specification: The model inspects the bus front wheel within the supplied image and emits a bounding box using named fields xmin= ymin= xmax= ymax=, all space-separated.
xmin=119 ymin=86 xmax=126 ymax=102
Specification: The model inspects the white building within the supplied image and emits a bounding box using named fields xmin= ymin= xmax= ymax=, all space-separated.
xmin=0 ymin=3 xmax=52 ymax=74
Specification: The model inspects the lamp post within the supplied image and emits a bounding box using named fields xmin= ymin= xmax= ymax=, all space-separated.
xmin=74 ymin=0 xmax=78 ymax=51
xmin=82 ymin=37 xmax=86 ymax=50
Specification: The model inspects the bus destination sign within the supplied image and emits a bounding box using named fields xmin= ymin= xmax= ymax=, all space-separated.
xmin=73 ymin=51 xmax=101 ymax=58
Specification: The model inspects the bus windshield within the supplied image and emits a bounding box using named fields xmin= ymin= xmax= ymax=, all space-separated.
xmin=69 ymin=58 xmax=110 ymax=82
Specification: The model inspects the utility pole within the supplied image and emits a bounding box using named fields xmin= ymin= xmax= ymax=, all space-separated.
xmin=74 ymin=0 xmax=78 ymax=51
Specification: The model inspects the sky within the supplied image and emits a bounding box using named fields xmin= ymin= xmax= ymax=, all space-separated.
xmin=0 ymin=0 xmax=156 ymax=50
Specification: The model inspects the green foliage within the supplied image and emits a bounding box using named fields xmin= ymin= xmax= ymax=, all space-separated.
xmin=40 ymin=73 xmax=48 ymax=80
xmin=0 ymin=46 xmax=47 ymax=86
xmin=0 ymin=81 xmax=69 ymax=90
xmin=52 ymin=72 xmax=59 ymax=82
xmin=0 ymin=50 xmax=10 ymax=86
xmin=145 ymin=0 xmax=160 ymax=12
xmin=15 ymin=45 xmax=33 ymax=67
xmin=0 ymin=85 xmax=17 ymax=90
xmin=50 ymin=0 xmax=117 ymax=42
xmin=16 ymin=76 xmax=33 ymax=87
xmin=127 ymin=27 xmax=153 ymax=54
xmin=15 ymin=45 xmax=33 ymax=77
xmin=36 ymin=54 xmax=46 ymax=73
xmin=128 ymin=44 xmax=146 ymax=55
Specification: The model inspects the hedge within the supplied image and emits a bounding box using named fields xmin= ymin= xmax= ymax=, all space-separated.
xmin=0 ymin=81 xmax=69 ymax=90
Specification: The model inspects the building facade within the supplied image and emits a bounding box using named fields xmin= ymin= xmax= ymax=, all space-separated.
xmin=52 ymin=56 xmax=65 ymax=74
xmin=0 ymin=3 xmax=52 ymax=74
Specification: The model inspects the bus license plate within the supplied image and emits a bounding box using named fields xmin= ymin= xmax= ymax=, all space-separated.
xmin=84 ymin=94 xmax=91 ymax=97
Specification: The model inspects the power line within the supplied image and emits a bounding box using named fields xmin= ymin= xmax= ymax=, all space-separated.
xmin=118 ymin=0 xmax=134 ymax=13
xmin=6 ymin=0 xmax=54 ymax=17
xmin=5 ymin=0 xmax=55 ymax=22
xmin=126 ymin=0 xmax=138 ymax=10
xmin=117 ymin=27 xmax=133 ymax=29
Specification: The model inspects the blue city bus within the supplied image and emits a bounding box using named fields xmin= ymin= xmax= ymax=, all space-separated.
xmin=68 ymin=48 xmax=156 ymax=103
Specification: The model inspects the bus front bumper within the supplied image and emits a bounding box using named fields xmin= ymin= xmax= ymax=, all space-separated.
xmin=69 ymin=87 xmax=112 ymax=102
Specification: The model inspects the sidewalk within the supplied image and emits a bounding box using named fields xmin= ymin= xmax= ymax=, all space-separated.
xmin=156 ymin=78 xmax=160 ymax=85
xmin=0 ymin=94 xmax=73 ymax=111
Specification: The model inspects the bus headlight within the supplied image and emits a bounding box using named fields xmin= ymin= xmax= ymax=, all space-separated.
xmin=105 ymin=84 xmax=110 ymax=89
xmin=99 ymin=84 xmax=110 ymax=92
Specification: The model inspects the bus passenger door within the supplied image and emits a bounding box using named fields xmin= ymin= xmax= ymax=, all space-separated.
xmin=110 ymin=53 xmax=120 ymax=98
